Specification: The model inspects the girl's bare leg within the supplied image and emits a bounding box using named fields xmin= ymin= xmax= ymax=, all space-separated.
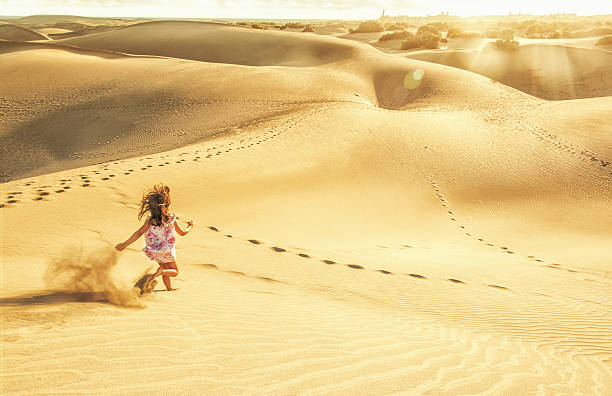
xmin=159 ymin=262 xmax=178 ymax=291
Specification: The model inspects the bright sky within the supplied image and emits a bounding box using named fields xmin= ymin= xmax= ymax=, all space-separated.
xmin=1 ymin=0 xmax=610 ymax=19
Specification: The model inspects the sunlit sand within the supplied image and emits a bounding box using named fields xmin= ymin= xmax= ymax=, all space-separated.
xmin=1 ymin=12 xmax=611 ymax=395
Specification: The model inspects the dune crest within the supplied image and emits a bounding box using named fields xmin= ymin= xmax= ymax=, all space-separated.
xmin=62 ymin=20 xmax=365 ymax=67
xmin=0 ymin=24 xmax=48 ymax=41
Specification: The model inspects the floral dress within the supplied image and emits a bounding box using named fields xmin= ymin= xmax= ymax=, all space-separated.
xmin=143 ymin=213 xmax=177 ymax=263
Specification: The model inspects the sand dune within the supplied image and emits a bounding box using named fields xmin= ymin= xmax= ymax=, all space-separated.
xmin=404 ymin=43 xmax=612 ymax=100
xmin=61 ymin=20 xmax=364 ymax=67
xmin=48 ymin=25 xmax=123 ymax=39
xmin=0 ymin=24 xmax=48 ymax=41
xmin=2 ymin=19 xmax=612 ymax=395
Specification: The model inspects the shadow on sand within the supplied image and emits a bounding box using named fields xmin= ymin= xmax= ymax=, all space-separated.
xmin=0 ymin=291 xmax=108 ymax=306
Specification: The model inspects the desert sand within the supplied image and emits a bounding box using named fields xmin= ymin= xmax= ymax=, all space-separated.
xmin=1 ymin=18 xmax=611 ymax=395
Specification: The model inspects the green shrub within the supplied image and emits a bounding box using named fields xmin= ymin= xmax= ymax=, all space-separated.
xmin=596 ymin=35 xmax=612 ymax=45
xmin=351 ymin=20 xmax=385 ymax=33
xmin=378 ymin=30 xmax=413 ymax=42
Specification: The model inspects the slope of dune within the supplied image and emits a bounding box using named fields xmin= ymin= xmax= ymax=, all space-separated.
xmin=0 ymin=24 xmax=48 ymax=41
xmin=13 ymin=14 xmax=134 ymax=26
xmin=404 ymin=43 xmax=612 ymax=100
xmin=61 ymin=20 xmax=364 ymax=67
xmin=47 ymin=25 xmax=120 ymax=39
xmin=0 ymin=36 xmax=522 ymax=182
xmin=528 ymin=96 xmax=612 ymax=160
xmin=2 ymin=21 xmax=612 ymax=395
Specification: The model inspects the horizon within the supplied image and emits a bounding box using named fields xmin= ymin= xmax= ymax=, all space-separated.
xmin=2 ymin=0 xmax=611 ymax=20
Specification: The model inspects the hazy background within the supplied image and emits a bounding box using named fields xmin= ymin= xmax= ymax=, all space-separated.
xmin=2 ymin=0 xmax=611 ymax=19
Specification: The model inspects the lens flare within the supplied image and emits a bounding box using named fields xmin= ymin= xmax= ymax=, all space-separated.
xmin=403 ymin=69 xmax=425 ymax=90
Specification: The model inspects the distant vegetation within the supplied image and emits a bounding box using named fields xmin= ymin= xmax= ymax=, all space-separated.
xmin=350 ymin=20 xmax=385 ymax=33
xmin=485 ymin=29 xmax=520 ymax=51
xmin=380 ymin=14 xmax=612 ymax=42
xmin=446 ymin=28 xmax=483 ymax=38
xmin=378 ymin=30 xmax=413 ymax=42
xmin=400 ymin=24 xmax=441 ymax=50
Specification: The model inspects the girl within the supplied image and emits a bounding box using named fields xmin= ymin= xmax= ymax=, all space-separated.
xmin=115 ymin=184 xmax=193 ymax=291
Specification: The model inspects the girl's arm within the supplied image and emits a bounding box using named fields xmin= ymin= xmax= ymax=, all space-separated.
xmin=115 ymin=220 xmax=149 ymax=251
xmin=174 ymin=220 xmax=194 ymax=236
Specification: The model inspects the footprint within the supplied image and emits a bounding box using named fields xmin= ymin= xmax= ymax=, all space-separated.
xmin=448 ymin=278 xmax=465 ymax=284
xmin=298 ymin=253 xmax=310 ymax=258
xmin=248 ymin=239 xmax=262 ymax=245
xmin=322 ymin=259 xmax=335 ymax=265
xmin=39 ymin=191 xmax=50 ymax=196
xmin=208 ymin=226 xmax=219 ymax=232
xmin=488 ymin=284 xmax=508 ymax=290
xmin=347 ymin=264 xmax=363 ymax=269
xmin=271 ymin=247 xmax=286 ymax=253
xmin=408 ymin=273 xmax=426 ymax=279
xmin=225 ymin=234 xmax=233 ymax=238
xmin=55 ymin=190 xmax=65 ymax=193
xmin=378 ymin=269 xmax=393 ymax=275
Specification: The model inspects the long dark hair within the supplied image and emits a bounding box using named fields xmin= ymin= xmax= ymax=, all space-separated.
xmin=138 ymin=184 xmax=171 ymax=226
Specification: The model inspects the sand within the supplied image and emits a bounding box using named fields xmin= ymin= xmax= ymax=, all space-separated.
xmin=1 ymin=19 xmax=611 ymax=395
xmin=0 ymin=24 xmax=48 ymax=41
xmin=404 ymin=43 xmax=612 ymax=100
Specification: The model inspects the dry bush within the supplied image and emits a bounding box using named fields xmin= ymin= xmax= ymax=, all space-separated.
xmin=485 ymin=38 xmax=519 ymax=52
xmin=351 ymin=20 xmax=385 ymax=33
xmin=418 ymin=31 xmax=441 ymax=49
xmin=283 ymin=22 xmax=308 ymax=29
xmin=250 ymin=23 xmax=269 ymax=30
xmin=485 ymin=29 xmax=502 ymax=38
xmin=447 ymin=28 xmax=483 ymax=39
xmin=446 ymin=27 xmax=464 ymax=38
xmin=302 ymin=25 xmax=314 ymax=32
xmin=385 ymin=23 xmax=405 ymax=31
xmin=596 ymin=35 xmax=612 ymax=45
xmin=401 ymin=36 xmax=419 ymax=50
xmin=400 ymin=31 xmax=440 ymax=50
xmin=501 ymin=29 xmax=515 ymax=41
xmin=379 ymin=30 xmax=412 ymax=42
xmin=417 ymin=24 xmax=441 ymax=38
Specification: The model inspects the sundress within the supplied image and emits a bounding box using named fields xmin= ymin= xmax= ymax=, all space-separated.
xmin=143 ymin=213 xmax=177 ymax=263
